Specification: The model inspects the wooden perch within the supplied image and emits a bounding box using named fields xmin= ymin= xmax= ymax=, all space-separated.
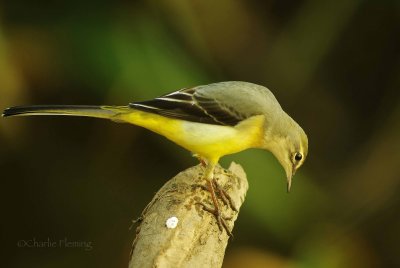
xmin=129 ymin=162 xmax=249 ymax=268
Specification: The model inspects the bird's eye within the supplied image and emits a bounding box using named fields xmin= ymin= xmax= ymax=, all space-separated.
xmin=294 ymin=152 xmax=302 ymax=161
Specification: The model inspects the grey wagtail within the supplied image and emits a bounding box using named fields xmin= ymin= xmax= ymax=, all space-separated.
xmin=2 ymin=81 xmax=308 ymax=234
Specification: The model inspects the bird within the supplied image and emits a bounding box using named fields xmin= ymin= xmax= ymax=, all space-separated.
xmin=2 ymin=81 xmax=308 ymax=235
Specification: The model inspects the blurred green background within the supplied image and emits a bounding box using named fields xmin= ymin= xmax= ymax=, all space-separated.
xmin=1 ymin=1 xmax=399 ymax=267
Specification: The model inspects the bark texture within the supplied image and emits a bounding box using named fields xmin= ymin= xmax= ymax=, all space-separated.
xmin=129 ymin=162 xmax=248 ymax=268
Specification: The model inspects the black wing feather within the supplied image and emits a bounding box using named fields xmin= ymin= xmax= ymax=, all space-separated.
xmin=194 ymin=96 xmax=242 ymax=125
xmin=129 ymin=88 xmax=243 ymax=126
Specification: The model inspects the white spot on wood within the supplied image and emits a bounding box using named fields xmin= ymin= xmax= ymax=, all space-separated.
xmin=166 ymin=216 xmax=179 ymax=229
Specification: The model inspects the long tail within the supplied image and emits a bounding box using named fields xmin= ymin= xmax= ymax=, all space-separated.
xmin=2 ymin=105 xmax=129 ymax=120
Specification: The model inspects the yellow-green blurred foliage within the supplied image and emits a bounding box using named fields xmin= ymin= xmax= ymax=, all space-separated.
xmin=1 ymin=1 xmax=399 ymax=267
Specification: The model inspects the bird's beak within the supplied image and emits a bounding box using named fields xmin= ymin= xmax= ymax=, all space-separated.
xmin=287 ymin=173 xmax=292 ymax=193
xmin=286 ymin=166 xmax=296 ymax=193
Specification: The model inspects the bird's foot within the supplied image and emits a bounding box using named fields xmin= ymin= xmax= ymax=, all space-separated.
xmin=193 ymin=178 xmax=237 ymax=236
xmin=196 ymin=202 xmax=233 ymax=237
xmin=212 ymin=178 xmax=238 ymax=212
xmin=192 ymin=178 xmax=238 ymax=212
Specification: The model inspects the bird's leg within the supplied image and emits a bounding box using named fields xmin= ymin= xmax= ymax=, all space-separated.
xmin=212 ymin=179 xmax=238 ymax=212
xmin=193 ymin=153 xmax=207 ymax=167
xmin=193 ymin=166 xmax=238 ymax=212
xmin=196 ymin=161 xmax=233 ymax=236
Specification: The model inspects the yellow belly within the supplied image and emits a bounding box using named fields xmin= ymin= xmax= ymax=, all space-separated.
xmin=116 ymin=110 xmax=265 ymax=162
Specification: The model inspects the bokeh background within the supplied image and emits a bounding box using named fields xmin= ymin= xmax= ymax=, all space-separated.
xmin=1 ymin=1 xmax=399 ymax=267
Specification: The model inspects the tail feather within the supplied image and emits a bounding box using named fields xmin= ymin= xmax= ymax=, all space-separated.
xmin=2 ymin=105 xmax=122 ymax=119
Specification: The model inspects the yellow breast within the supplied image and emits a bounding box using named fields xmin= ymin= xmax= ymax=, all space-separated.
xmin=117 ymin=110 xmax=265 ymax=162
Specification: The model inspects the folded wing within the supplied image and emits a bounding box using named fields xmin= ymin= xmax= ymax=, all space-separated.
xmin=129 ymin=88 xmax=244 ymax=126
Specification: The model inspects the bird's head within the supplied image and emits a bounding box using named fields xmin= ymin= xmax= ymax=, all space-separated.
xmin=264 ymin=118 xmax=308 ymax=192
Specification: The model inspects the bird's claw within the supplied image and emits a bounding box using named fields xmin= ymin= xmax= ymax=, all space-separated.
xmin=212 ymin=179 xmax=238 ymax=212
xmin=196 ymin=202 xmax=233 ymax=237
xmin=192 ymin=176 xmax=237 ymax=237
xmin=192 ymin=179 xmax=238 ymax=212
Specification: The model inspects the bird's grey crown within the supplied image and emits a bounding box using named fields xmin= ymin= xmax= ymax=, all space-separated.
xmin=130 ymin=81 xmax=282 ymax=126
